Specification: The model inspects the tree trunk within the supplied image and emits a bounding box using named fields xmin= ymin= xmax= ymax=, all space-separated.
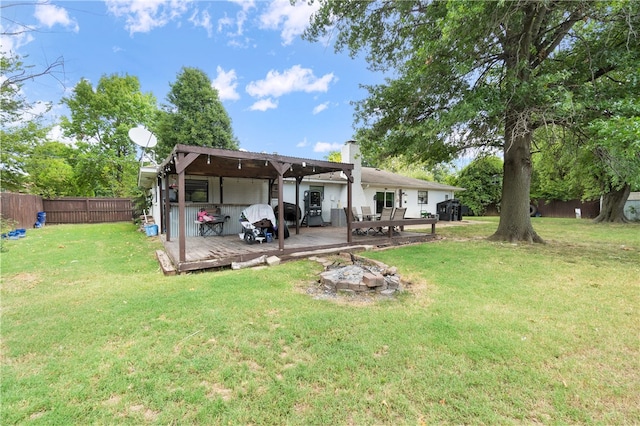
xmin=489 ymin=115 xmax=544 ymax=243
xmin=593 ymin=184 xmax=630 ymax=223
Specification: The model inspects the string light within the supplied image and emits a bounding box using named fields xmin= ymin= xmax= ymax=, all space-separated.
xmin=207 ymin=155 xmax=210 ymax=164
xmin=238 ymin=159 xmax=242 ymax=169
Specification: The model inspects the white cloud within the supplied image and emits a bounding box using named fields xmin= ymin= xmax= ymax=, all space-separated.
xmin=0 ymin=31 xmax=34 ymax=55
xmin=246 ymin=65 xmax=335 ymax=98
xmin=217 ymin=14 xmax=234 ymax=32
xmin=217 ymin=1 xmax=255 ymax=47
xmin=34 ymin=4 xmax=79 ymax=32
xmin=189 ymin=9 xmax=213 ymax=37
xmin=2 ymin=99 xmax=51 ymax=128
xmin=296 ymin=138 xmax=308 ymax=148
xmin=105 ymin=0 xmax=190 ymax=35
xmin=234 ymin=9 xmax=248 ymax=36
xmin=229 ymin=0 xmax=256 ymax=12
xmin=259 ymin=0 xmax=319 ymax=45
xmin=249 ymin=98 xmax=278 ymax=111
xmin=312 ymin=102 xmax=329 ymax=115
xmin=212 ymin=66 xmax=240 ymax=101
xmin=47 ymin=125 xmax=76 ymax=146
xmin=313 ymin=142 xmax=342 ymax=153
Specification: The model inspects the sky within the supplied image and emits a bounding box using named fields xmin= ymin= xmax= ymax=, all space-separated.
xmin=1 ymin=0 xmax=384 ymax=161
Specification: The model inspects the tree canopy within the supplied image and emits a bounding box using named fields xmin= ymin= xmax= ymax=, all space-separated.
xmin=1 ymin=48 xmax=59 ymax=193
xmin=454 ymin=156 xmax=503 ymax=216
xmin=304 ymin=0 xmax=639 ymax=240
xmin=155 ymin=67 xmax=238 ymax=160
xmin=60 ymin=74 xmax=158 ymax=197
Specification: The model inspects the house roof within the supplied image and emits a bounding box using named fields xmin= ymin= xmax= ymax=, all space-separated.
xmin=361 ymin=167 xmax=464 ymax=191
xmin=140 ymin=144 xmax=463 ymax=193
xmin=306 ymin=167 xmax=464 ymax=192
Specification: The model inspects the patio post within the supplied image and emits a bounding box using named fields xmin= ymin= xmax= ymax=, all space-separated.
xmin=164 ymin=175 xmax=171 ymax=241
xmin=277 ymin=169 xmax=285 ymax=250
xmin=345 ymin=169 xmax=353 ymax=243
xmin=177 ymin=153 xmax=186 ymax=263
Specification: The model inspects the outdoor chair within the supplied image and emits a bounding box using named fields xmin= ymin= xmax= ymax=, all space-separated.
xmin=351 ymin=206 xmax=361 ymax=221
xmin=374 ymin=207 xmax=394 ymax=235
xmin=391 ymin=207 xmax=406 ymax=235
xmin=360 ymin=206 xmax=378 ymax=235
xmin=345 ymin=207 xmax=366 ymax=235
xmin=195 ymin=208 xmax=229 ymax=236
xmin=361 ymin=206 xmax=373 ymax=220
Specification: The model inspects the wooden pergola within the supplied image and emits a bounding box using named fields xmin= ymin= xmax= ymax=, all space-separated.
xmin=157 ymin=144 xmax=355 ymax=264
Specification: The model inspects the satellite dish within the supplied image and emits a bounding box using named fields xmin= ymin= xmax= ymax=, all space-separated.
xmin=128 ymin=126 xmax=157 ymax=148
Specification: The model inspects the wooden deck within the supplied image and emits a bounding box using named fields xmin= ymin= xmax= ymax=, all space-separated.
xmin=161 ymin=220 xmax=438 ymax=273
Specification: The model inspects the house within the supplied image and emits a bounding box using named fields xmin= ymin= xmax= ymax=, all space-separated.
xmin=137 ymin=141 xmax=457 ymax=272
xmin=287 ymin=141 xmax=464 ymax=225
xmin=139 ymin=141 xmax=463 ymax=233
xmin=139 ymin=140 xmax=463 ymax=233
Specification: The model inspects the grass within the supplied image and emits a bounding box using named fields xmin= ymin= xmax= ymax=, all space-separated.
xmin=1 ymin=219 xmax=638 ymax=425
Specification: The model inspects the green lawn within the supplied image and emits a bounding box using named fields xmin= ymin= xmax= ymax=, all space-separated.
xmin=1 ymin=219 xmax=638 ymax=425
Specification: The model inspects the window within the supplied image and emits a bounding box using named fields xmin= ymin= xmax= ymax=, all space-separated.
xmin=385 ymin=192 xmax=394 ymax=207
xmin=309 ymin=185 xmax=324 ymax=200
xmin=374 ymin=191 xmax=395 ymax=213
xmin=418 ymin=190 xmax=428 ymax=205
xmin=185 ymin=179 xmax=208 ymax=202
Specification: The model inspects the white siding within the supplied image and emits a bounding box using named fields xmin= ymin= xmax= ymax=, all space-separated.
xmin=222 ymin=178 xmax=269 ymax=204
xmin=281 ymin=180 xmax=345 ymax=223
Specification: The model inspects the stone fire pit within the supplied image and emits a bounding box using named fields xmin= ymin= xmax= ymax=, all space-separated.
xmin=310 ymin=253 xmax=403 ymax=296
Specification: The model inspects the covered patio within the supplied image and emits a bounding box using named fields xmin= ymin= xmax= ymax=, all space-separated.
xmin=155 ymin=144 xmax=438 ymax=273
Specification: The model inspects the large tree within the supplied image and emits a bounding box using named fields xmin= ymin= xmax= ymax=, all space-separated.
xmin=586 ymin=116 xmax=640 ymax=223
xmin=155 ymin=67 xmax=238 ymax=160
xmin=60 ymin=74 xmax=157 ymax=197
xmin=536 ymin=3 xmax=640 ymax=222
xmin=304 ymin=0 xmax=639 ymax=242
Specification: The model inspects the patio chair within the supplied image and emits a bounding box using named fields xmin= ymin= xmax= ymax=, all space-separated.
xmin=360 ymin=206 xmax=378 ymax=235
xmin=361 ymin=206 xmax=373 ymax=220
xmin=374 ymin=207 xmax=394 ymax=235
xmin=352 ymin=206 xmax=361 ymax=221
xmin=391 ymin=207 xmax=406 ymax=235
xmin=195 ymin=208 xmax=229 ymax=236
xmin=344 ymin=207 xmax=366 ymax=235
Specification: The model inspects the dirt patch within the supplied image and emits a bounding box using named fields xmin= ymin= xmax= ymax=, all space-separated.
xmin=202 ymin=381 xmax=233 ymax=401
xmin=2 ymin=272 xmax=42 ymax=293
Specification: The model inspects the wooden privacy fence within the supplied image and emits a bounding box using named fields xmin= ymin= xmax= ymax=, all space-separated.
xmin=1 ymin=193 xmax=134 ymax=227
xmin=483 ymin=199 xmax=600 ymax=218
xmin=0 ymin=193 xmax=44 ymax=229
xmin=42 ymin=198 xmax=133 ymax=224
xmin=532 ymin=199 xmax=600 ymax=219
